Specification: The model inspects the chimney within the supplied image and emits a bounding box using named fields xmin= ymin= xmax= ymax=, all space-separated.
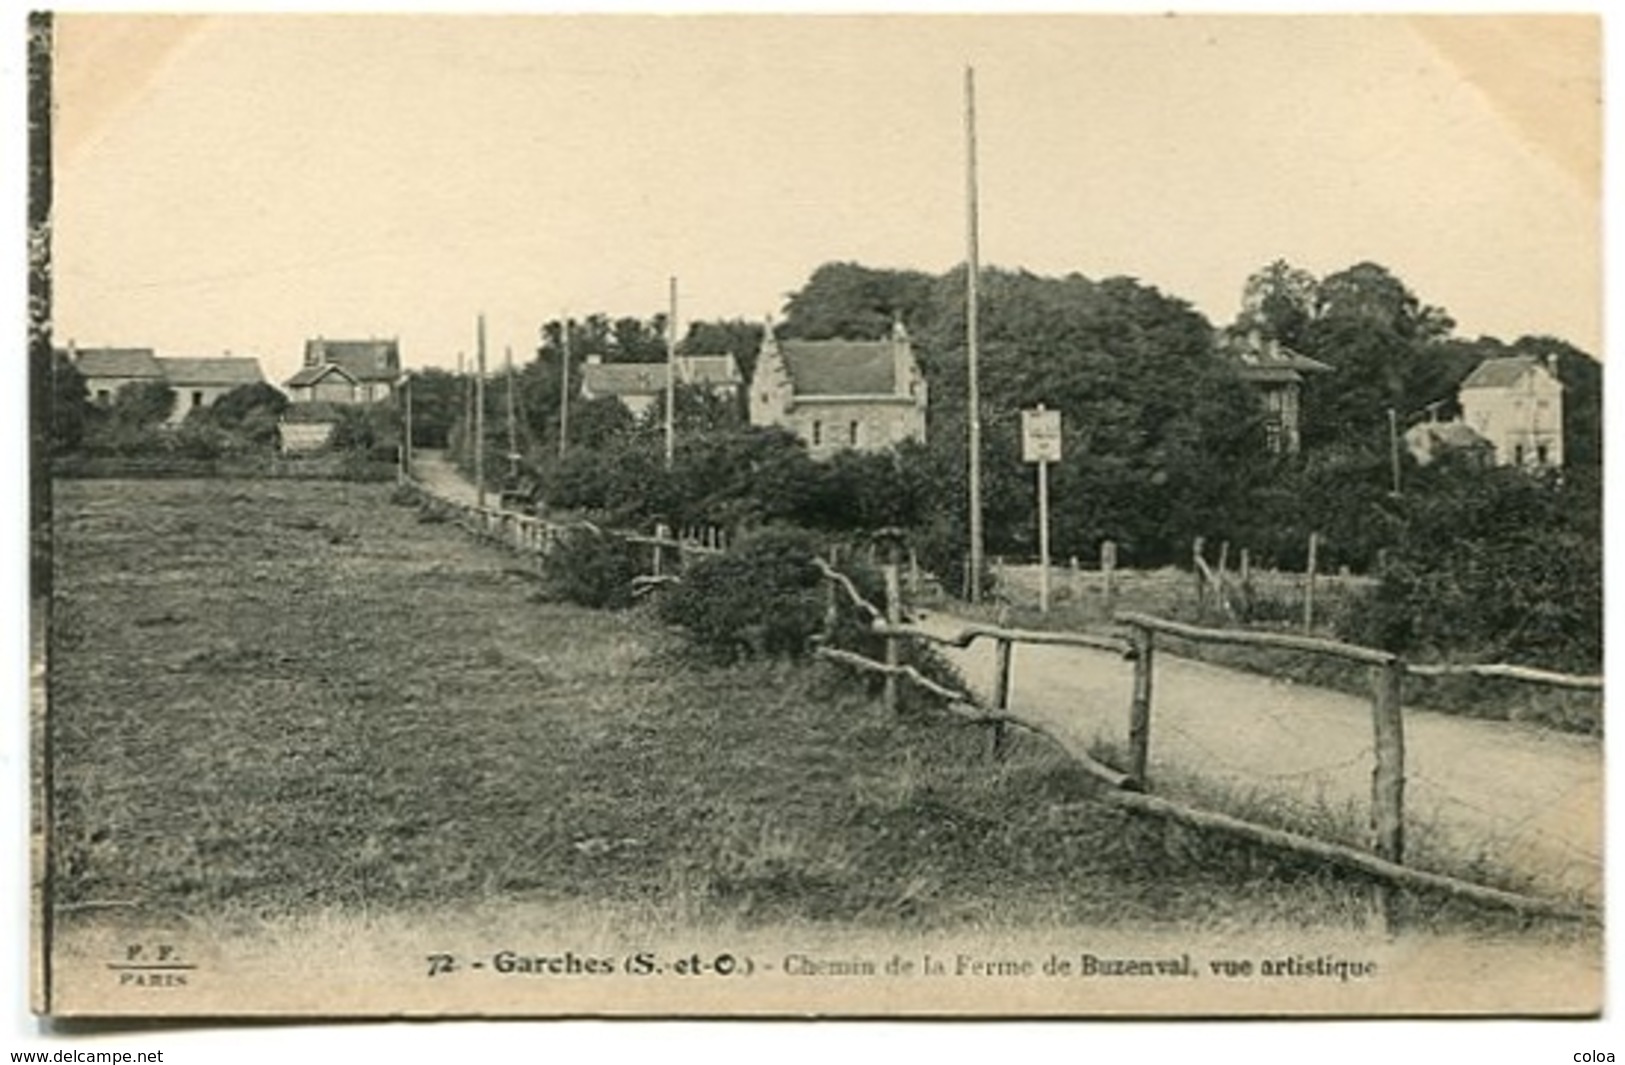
xmin=891 ymin=315 xmax=912 ymax=397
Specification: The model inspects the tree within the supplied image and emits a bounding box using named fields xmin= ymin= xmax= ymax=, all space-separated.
xmin=46 ymin=350 xmax=91 ymax=453
xmin=1236 ymin=259 xmax=1319 ymax=350
xmin=780 ymin=261 xmax=935 ymax=340
xmin=111 ymin=380 xmax=176 ymax=427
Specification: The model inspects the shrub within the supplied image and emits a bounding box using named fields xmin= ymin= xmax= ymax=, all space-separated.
xmin=542 ymin=524 xmax=640 ymax=610
xmin=657 ymin=526 xmax=825 ymax=661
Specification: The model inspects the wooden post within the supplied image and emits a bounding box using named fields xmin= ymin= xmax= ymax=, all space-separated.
xmin=1036 ymin=453 xmax=1051 ymax=614
xmin=1102 ymin=540 xmax=1118 ymax=617
xmin=883 ymin=539 xmax=903 ymax=714
xmin=401 ymin=371 xmax=413 ymax=479
xmin=475 ymin=314 xmax=487 ymax=510
xmin=1303 ymin=531 xmax=1320 ymax=632
xmin=653 ymin=522 xmax=668 ymax=578
xmin=908 ymin=548 xmax=921 ymax=597
xmin=1239 ymin=547 xmax=1250 ymax=585
xmin=1192 ymin=537 xmax=1206 ymax=608
xmin=823 ymin=552 xmax=840 ymax=642
xmin=991 ymin=637 xmax=1013 ymax=759
xmin=1128 ymin=626 xmax=1155 ymax=786
xmin=1370 ymin=660 xmax=1407 ymax=933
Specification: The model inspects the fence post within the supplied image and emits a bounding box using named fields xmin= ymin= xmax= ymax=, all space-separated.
xmin=1303 ymin=531 xmax=1320 ymax=632
xmin=1370 ymin=659 xmax=1407 ymax=933
xmin=882 ymin=537 xmax=903 ymax=715
xmin=653 ymin=522 xmax=669 ymax=578
xmin=1129 ymin=625 xmax=1155 ymax=786
xmin=991 ymin=637 xmax=1014 ymax=760
xmin=1102 ymin=540 xmax=1118 ymax=618
xmin=1192 ymin=536 xmax=1206 ymax=608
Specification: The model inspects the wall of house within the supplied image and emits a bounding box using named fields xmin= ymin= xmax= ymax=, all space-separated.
xmin=164 ymin=384 xmax=242 ymax=425
xmin=83 ymin=375 xmax=151 ymax=406
xmin=310 ymin=378 xmax=358 ymax=404
xmin=779 ymin=401 xmax=925 ymax=456
xmin=1461 ymin=372 xmax=1564 ymax=468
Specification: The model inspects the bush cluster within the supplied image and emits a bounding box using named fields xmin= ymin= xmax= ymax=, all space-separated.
xmin=541 ymin=525 xmax=640 ymax=611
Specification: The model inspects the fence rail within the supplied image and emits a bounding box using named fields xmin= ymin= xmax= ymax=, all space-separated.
xmin=812 ymin=545 xmax=1600 ymax=929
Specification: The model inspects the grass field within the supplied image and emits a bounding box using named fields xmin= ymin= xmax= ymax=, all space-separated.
xmin=45 ymin=479 xmax=1583 ymax=942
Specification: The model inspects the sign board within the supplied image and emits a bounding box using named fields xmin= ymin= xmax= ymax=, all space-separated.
xmin=1021 ymin=406 xmax=1062 ymax=463
xmin=279 ymin=422 xmax=336 ymax=454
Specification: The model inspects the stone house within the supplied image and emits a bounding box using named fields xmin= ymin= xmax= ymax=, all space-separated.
xmin=1458 ymin=355 xmax=1564 ymax=469
xmin=157 ymin=357 xmax=266 ymax=424
xmin=748 ymin=321 xmax=927 ymax=455
xmin=1222 ymin=332 xmax=1333 ymax=455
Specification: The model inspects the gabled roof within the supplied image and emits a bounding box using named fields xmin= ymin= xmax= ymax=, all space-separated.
xmin=581 ymin=362 xmax=667 ymax=397
xmin=1460 ymin=355 xmax=1546 ymax=390
xmin=780 ymin=340 xmax=898 ymax=396
xmin=1406 ymin=420 xmax=1492 ymax=451
xmin=66 ymin=347 xmax=163 ymax=379
xmin=306 ymin=338 xmax=400 ymax=382
xmin=285 ymin=363 xmax=359 ymax=388
xmin=1225 ymin=334 xmax=1332 ymax=384
xmin=677 ymin=353 xmax=742 ymax=388
xmin=157 ymin=357 xmax=264 ymax=388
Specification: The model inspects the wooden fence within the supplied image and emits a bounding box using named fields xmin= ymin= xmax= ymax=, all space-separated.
xmin=814 ymin=545 xmax=1600 ymax=930
xmin=398 ymin=476 xmax=723 ymax=581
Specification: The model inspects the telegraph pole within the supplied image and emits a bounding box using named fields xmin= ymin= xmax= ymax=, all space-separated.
xmin=475 ymin=314 xmax=487 ymax=509
xmin=505 ymin=343 xmax=518 ymax=480
xmin=965 ymin=65 xmax=985 ymax=603
xmin=666 ymin=276 xmax=678 ymax=469
xmin=1387 ymin=406 xmax=1402 ymax=496
xmin=558 ymin=316 xmax=571 ymax=459
xmin=401 ymin=371 xmax=413 ymax=479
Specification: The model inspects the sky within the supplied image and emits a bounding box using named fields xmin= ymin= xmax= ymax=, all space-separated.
xmin=50 ymin=15 xmax=1598 ymax=386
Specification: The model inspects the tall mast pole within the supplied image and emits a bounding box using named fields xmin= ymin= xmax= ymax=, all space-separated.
xmin=666 ymin=275 xmax=677 ymax=469
xmin=505 ymin=344 xmax=518 ymax=478
xmin=558 ymin=316 xmax=571 ymax=459
xmin=475 ymin=314 xmax=487 ymax=509
xmin=965 ymin=65 xmax=985 ymax=603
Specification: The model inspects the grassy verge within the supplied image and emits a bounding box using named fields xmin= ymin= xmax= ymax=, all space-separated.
xmin=47 ymin=479 xmax=1583 ymax=940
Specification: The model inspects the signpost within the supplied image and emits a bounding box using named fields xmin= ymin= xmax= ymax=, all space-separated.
xmin=1022 ymin=404 xmax=1062 ymax=613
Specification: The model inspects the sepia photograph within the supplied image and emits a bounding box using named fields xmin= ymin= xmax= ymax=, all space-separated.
xmin=24 ymin=10 xmax=1603 ymax=1027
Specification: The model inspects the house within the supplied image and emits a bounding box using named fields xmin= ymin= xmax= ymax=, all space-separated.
xmin=61 ymin=346 xmax=164 ymax=406
xmin=58 ymin=344 xmax=266 ymax=421
xmin=1403 ymin=417 xmax=1495 ymax=468
xmin=1458 ymin=355 xmax=1564 ymax=469
xmin=577 ymin=353 xmax=744 ymax=420
xmin=748 ymin=320 xmax=927 ymax=455
xmin=1222 ymin=332 xmax=1332 ymax=455
xmin=156 ymin=356 xmax=266 ymax=424
xmin=285 ymin=337 xmax=400 ymax=404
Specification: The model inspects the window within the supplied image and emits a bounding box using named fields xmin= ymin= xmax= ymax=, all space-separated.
xmin=1513 ymin=444 xmax=1525 ymax=466
xmin=849 ymin=421 xmax=861 ymax=447
xmin=95 ymin=389 xmax=111 ymax=405
xmin=1536 ymin=444 xmax=1550 ymax=466
xmin=191 ymin=391 xmax=205 ymax=408
xmin=811 ymin=421 xmax=822 ymax=447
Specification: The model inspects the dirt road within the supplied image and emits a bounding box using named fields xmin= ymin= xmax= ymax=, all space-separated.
xmin=410 ymin=449 xmax=484 ymax=508
xmin=914 ymin=611 xmax=1601 ymax=906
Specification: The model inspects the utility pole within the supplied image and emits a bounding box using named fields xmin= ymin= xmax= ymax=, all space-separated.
xmin=401 ymin=371 xmax=413 ymax=479
xmin=558 ymin=316 xmax=571 ymax=460
xmin=666 ymin=275 xmax=677 ymax=469
xmin=505 ymin=344 xmax=518 ymax=480
xmin=964 ymin=65 xmax=985 ymax=603
xmin=475 ymin=314 xmax=487 ymax=509
xmin=1387 ymin=406 xmax=1402 ymax=496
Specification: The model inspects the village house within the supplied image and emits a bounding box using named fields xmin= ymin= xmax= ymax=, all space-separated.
xmin=1221 ymin=332 xmax=1332 ymax=455
xmin=284 ymin=337 xmax=401 ymax=404
xmin=60 ymin=344 xmax=266 ymax=422
xmin=578 ymin=353 xmax=744 ymax=420
xmin=748 ymin=320 xmax=927 ymax=455
xmin=1458 ymin=354 xmax=1564 ymax=469
xmin=61 ymin=346 xmax=165 ymax=406
xmin=156 ymin=356 xmax=267 ymax=424
xmin=1403 ymin=415 xmax=1495 ymax=468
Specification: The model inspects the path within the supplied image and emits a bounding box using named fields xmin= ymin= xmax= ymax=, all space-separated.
xmin=914 ymin=611 xmax=1601 ymax=906
xmin=409 ymin=449 xmax=484 ymax=508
